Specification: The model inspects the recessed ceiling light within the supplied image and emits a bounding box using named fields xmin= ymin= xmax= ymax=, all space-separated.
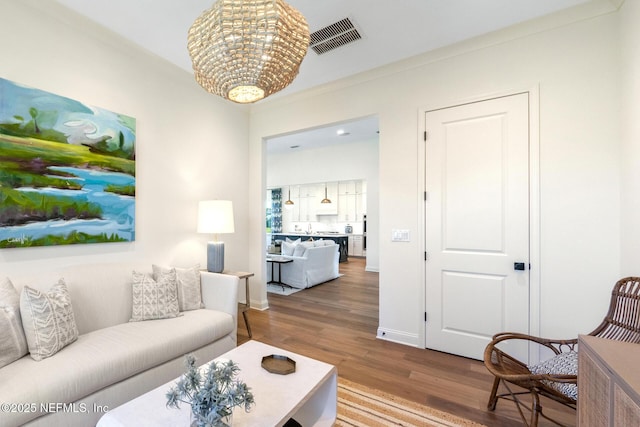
xmin=336 ymin=129 xmax=350 ymax=136
xmin=290 ymin=145 xmax=300 ymax=149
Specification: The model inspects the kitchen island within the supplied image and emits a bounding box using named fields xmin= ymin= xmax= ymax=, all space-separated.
xmin=272 ymin=233 xmax=349 ymax=262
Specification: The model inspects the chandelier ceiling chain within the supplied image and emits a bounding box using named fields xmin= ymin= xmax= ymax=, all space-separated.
xmin=188 ymin=0 xmax=310 ymax=104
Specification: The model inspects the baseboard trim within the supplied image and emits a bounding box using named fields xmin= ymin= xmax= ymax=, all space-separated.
xmin=376 ymin=327 xmax=420 ymax=347
xmin=252 ymin=298 xmax=269 ymax=311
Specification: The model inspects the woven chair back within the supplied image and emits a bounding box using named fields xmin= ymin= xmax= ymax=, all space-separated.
xmin=590 ymin=277 xmax=640 ymax=343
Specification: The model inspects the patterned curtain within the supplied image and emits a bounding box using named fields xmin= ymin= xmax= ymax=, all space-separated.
xmin=271 ymin=188 xmax=283 ymax=233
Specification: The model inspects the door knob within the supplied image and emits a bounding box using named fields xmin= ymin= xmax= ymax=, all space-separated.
xmin=514 ymin=262 xmax=526 ymax=271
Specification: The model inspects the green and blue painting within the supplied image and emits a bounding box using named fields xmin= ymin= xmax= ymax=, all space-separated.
xmin=0 ymin=78 xmax=136 ymax=248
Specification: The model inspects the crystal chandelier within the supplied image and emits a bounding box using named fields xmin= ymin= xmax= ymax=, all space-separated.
xmin=187 ymin=0 xmax=310 ymax=104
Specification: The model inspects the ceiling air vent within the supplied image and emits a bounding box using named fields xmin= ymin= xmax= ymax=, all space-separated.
xmin=310 ymin=17 xmax=362 ymax=55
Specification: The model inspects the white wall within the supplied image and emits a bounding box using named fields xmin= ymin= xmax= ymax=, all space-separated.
xmin=266 ymin=138 xmax=380 ymax=271
xmin=0 ymin=1 xmax=250 ymax=276
xmin=249 ymin=3 xmax=625 ymax=347
xmin=620 ymin=0 xmax=640 ymax=276
xmin=267 ymin=138 xmax=378 ymax=187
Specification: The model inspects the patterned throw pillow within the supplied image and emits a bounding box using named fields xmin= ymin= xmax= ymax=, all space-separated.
xmin=528 ymin=351 xmax=578 ymax=400
xmin=20 ymin=279 xmax=78 ymax=361
xmin=130 ymin=269 xmax=180 ymax=321
xmin=152 ymin=264 xmax=203 ymax=311
xmin=0 ymin=277 xmax=28 ymax=367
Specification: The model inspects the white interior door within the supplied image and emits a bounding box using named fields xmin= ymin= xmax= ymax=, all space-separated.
xmin=424 ymin=93 xmax=530 ymax=361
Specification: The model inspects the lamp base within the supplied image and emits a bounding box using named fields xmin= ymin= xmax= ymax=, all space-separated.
xmin=207 ymin=241 xmax=225 ymax=273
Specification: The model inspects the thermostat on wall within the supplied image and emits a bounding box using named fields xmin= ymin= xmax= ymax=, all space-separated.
xmin=391 ymin=229 xmax=410 ymax=242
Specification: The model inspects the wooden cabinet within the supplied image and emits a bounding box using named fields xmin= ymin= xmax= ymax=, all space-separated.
xmin=578 ymin=335 xmax=640 ymax=426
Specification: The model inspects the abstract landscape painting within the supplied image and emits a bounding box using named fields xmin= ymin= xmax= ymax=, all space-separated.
xmin=0 ymin=77 xmax=136 ymax=248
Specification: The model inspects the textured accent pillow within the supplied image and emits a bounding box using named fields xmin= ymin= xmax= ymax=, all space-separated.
xmin=152 ymin=264 xmax=203 ymax=311
xmin=130 ymin=270 xmax=180 ymax=321
xmin=0 ymin=277 xmax=28 ymax=368
xmin=528 ymin=351 xmax=578 ymax=400
xmin=20 ymin=279 xmax=78 ymax=361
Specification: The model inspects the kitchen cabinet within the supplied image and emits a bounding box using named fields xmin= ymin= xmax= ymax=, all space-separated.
xmin=284 ymin=185 xmax=300 ymax=222
xmin=348 ymin=235 xmax=364 ymax=257
xmin=279 ymin=180 xmax=366 ymax=225
xmin=316 ymin=182 xmax=338 ymax=215
xmin=578 ymin=335 xmax=640 ymax=426
xmin=338 ymin=180 xmax=365 ymax=222
xmin=288 ymin=184 xmax=318 ymax=222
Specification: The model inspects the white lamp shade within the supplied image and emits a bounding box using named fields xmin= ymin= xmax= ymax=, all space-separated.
xmin=197 ymin=200 xmax=235 ymax=234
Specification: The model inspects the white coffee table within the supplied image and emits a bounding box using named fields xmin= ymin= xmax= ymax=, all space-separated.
xmin=97 ymin=340 xmax=337 ymax=427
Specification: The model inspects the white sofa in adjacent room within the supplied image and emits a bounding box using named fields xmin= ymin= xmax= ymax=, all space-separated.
xmin=0 ymin=262 xmax=238 ymax=427
xmin=268 ymin=240 xmax=340 ymax=288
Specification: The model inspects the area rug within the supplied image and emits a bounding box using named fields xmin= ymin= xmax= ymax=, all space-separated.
xmin=337 ymin=378 xmax=486 ymax=427
xmin=266 ymin=283 xmax=303 ymax=296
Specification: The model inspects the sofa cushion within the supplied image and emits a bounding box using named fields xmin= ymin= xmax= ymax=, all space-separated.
xmin=0 ymin=308 xmax=234 ymax=426
xmin=130 ymin=270 xmax=180 ymax=321
xmin=528 ymin=351 xmax=578 ymax=400
xmin=20 ymin=279 xmax=79 ymax=361
xmin=153 ymin=264 xmax=203 ymax=311
xmin=0 ymin=277 xmax=28 ymax=368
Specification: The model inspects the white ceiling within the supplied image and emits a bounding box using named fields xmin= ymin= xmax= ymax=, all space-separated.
xmin=53 ymin=0 xmax=592 ymax=152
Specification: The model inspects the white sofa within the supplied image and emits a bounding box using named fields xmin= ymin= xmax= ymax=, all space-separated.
xmin=0 ymin=263 xmax=238 ymax=427
xmin=269 ymin=240 xmax=340 ymax=288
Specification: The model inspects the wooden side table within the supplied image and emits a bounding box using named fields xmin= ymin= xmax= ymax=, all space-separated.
xmin=221 ymin=270 xmax=254 ymax=338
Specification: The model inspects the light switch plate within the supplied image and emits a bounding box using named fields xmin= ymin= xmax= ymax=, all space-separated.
xmin=391 ymin=229 xmax=410 ymax=242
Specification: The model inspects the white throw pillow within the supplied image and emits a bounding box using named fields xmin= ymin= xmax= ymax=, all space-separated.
xmin=282 ymin=241 xmax=297 ymax=256
xmin=0 ymin=277 xmax=28 ymax=367
xmin=293 ymin=241 xmax=314 ymax=257
xmin=130 ymin=270 xmax=180 ymax=321
xmin=20 ymin=279 xmax=78 ymax=361
xmin=152 ymin=264 xmax=203 ymax=311
xmin=285 ymin=237 xmax=301 ymax=245
xmin=313 ymin=239 xmax=325 ymax=247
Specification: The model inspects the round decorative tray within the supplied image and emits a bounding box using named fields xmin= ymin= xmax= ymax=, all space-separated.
xmin=261 ymin=354 xmax=296 ymax=375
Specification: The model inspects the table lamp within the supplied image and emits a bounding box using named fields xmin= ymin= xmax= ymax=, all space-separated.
xmin=197 ymin=200 xmax=235 ymax=273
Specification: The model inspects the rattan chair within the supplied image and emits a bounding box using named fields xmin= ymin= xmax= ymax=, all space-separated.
xmin=484 ymin=276 xmax=640 ymax=426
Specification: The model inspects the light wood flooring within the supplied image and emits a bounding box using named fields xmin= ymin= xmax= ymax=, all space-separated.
xmin=237 ymin=258 xmax=576 ymax=426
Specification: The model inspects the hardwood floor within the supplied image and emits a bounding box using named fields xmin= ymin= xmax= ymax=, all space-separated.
xmin=237 ymin=258 xmax=576 ymax=426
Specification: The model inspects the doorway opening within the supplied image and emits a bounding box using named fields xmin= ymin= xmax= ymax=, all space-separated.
xmin=264 ymin=115 xmax=380 ymax=275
